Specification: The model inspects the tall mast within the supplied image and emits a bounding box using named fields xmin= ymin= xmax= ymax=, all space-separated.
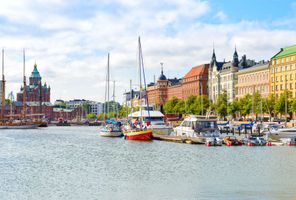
xmin=23 ymin=49 xmax=27 ymax=121
xmin=107 ymin=53 xmax=110 ymax=114
xmin=138 ymin=37 xmax=142 ymax=125
xmin=154 ymin=74 xmax=156 ymax=110
xmin=130 ymin=79 xmax=133 ymax=116
xmin=1 ymin=49 xmax=5 ymax=123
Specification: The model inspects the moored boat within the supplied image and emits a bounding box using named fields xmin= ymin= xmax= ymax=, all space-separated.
xmin=124 ymin=129 xmax=153 ymax=140
xmin=123 ymin=37 xmax=153 ymax=141
xmin=223 ymin=136 xmax=243 ymax=146
xmin=174 ymin=115 xmax=221 ymax=144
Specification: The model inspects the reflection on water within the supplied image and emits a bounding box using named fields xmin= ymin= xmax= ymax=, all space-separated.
xmin=0 ymin=126 xmax=295 ymax=200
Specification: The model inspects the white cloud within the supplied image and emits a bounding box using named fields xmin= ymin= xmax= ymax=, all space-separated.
xmin=215 ymin=11 xmax=227 ymax=22
xmin=0 ymin=0 xmax=295 ymax=104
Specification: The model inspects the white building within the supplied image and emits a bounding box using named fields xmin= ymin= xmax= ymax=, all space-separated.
xmin=65 ymin=99 xmax=103 ymax=115
xmin=208 ymin=48 xmax=256 ymax=102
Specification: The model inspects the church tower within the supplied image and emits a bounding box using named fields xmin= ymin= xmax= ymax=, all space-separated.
xmin=232 ymin=46 xmax=239 ymax=67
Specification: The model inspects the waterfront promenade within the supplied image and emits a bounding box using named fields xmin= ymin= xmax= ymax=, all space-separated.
xmin=0 ymin=126 xmax=296 ymax=200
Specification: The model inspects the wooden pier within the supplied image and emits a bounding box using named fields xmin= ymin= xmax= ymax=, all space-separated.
xmin=152 ymin=134 xmax=204 ymax=144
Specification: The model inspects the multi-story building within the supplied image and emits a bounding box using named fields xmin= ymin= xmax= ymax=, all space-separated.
xmin=88 ymin=101 xmax=103 ymax=115
xmin=17 ymin=63 xmax=51 ymax=103
xmin=65 ymin=99 xmax=103 ymax=115
xmin=236 ymin=61 xmax=269 ymax=99
xmin=208 ymin=48 xmax=256 ymax=102
xmin=270 ymin=44 xmax=296 ymax=98
xmin=146 ymin=64 xmax=209 ymax=107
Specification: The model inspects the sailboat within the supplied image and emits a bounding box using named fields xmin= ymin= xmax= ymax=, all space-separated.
xmin=0 ymin=49 xmax=37 ymax=129
xmin=99 ymin=53 xmax=123 ymax=137
xmin=124 ymin=37 xmax=153 ymax=141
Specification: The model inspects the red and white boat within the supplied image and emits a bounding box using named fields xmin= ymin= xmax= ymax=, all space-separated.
xmin=124 ymin=37 xmax=153 ymax=141
xmin=124 ymin=129 xmax=153 ymax=140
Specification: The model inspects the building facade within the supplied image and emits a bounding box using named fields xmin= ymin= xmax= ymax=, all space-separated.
xmin=208 ymin=48 xmax=257 ymax=102
xmin=17 ymin=63 xmax=51 ymax=103
xmin=270 ymin=44 xmax=296 ymax=98
xmin=146 ymin=64 xmax=209 ymax=106
xmin=236 ymin=61 xmax=269 ymax=99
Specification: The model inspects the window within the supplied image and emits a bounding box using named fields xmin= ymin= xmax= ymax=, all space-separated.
xmin=290 ymin=83 xmax=293 ymax=89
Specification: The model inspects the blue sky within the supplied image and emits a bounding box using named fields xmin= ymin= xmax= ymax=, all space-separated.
xmin=0 ymin=0 xmax=296 ymax=103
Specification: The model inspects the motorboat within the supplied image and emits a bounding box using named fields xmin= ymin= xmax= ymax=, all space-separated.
xmin=205 ymin=137 xmax=222 ymax=146
xmin=266 ymin=126 xmax=296 ymax=140
xmin=128 ymin=108 xmax=173 ymax=135
xmin=242 ymin=136 xmax=267 ymax=146
xmin=100 ymin=124 xmax=123 ymax=137
xmin=100 ymin=119 xmax=123 ymax=137
xmin=223 ymin=136 xmax=243 ymax=146
xmin=174 ymin=115 xmax=221 ymax=144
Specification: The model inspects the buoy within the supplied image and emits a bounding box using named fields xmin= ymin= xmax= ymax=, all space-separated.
xmin=266 ymin=142 xmax=272 ymax=146
xmin=248 ymin=142 xmax=253 ymax=147
xmin=207 ymin=143 xmax=211 ymax=147
xmin=288 ymin=141 xmax=292 ymax=146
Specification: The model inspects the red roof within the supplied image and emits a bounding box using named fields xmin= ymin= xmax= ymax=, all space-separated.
xmin=183 ymin=64 xmax=209 ymax=79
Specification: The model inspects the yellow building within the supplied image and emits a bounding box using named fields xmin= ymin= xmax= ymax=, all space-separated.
xmin=270 ymin=44 xmax=296 ymax=98
xmin=236 ymin=61 xmax=269 ymax=99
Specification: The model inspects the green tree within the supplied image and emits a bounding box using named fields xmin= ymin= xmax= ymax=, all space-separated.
xmin=174 ymin=100 xmax=185 ymax=114
xmin=185 ymin=95 xmax=197 ymax=114
xmin=238 ymin=94 xmax=252 ymax=118
xmin=274 ymin=90 xmax=292 ymax=116
xmin=163 ymin=96 xmax=179 ymax=114
xmin=263 ymin=94 xmax=275 ymax=121
xmin=214 ymin=92 xmax=228 ymax=119
xmin=228 ymin=99 xmax=240 ymax=119
xmin=87 ymin=113 xmax=97 ymax=119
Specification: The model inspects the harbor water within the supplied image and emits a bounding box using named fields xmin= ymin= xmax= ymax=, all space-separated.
xmin=0 ymin=126 xmax=296 ymax=200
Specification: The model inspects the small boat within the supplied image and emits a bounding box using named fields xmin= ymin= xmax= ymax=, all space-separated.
xmin=174 ymin=115 xmax=221 ymax=144
xmin=266 ymin=126 xmax=296 ymax=140
xmin=242 ymin=136 xmax=267 ymax=146
xmin=100 ymin=124 xmax=123 ymax=137
xmin=205 ymin=137 xmax=222 ymax=146
xmin=100 ymin=119 xmax=123 ymax=137
xmin=0 ymin=124 xmax=38 ymax=129
xmin=223 ymin=136 xmax=243 ymax=146
xmin=124 ymin=129 xmax=153 ymax=140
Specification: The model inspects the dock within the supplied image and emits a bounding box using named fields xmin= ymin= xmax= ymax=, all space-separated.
xmin=152 ymin=134 xmax=204 ymax=144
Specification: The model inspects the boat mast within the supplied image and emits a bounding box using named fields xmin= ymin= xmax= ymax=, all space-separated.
xmin=107 ymin=53 xmax=110 ymax=115
xmin=130 ymin=79 xmax=133 ymax=118
xmin=138 ymin=37 xmax=142 ymax=126
xmin=154 ymin=74 xmax=156 ymax=110
xmin=23 ymin=49 xmax=27 ymax=122
xmin=1 ymin=49 xmax=5 ymax=124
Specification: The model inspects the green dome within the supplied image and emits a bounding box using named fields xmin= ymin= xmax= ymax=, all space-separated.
xmin=31 ymin=63 xmax=41 ymax=78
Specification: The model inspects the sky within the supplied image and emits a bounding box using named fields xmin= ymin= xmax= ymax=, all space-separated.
xmin=1 ymin=0 xmax=296 ymax=103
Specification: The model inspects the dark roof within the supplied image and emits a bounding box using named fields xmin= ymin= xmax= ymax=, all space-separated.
xmin=168 ymin=78 xmax=181 ymax=86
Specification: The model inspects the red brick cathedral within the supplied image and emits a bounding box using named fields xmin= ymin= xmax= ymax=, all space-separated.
xmin=17 ymin=63 xmax=51 ymax=103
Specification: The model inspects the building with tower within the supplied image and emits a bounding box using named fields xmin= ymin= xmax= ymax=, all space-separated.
xmin=146 ymin=64 xmax=209 ymax=109
xmin=17 ymin=63 xmax=51 ymax=103
xmin=208 ymin=47 xmax=257 ymax=102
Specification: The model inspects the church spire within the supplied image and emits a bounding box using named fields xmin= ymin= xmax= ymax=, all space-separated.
xmin=210 ymin=44 xmax=217 ymax=67
xmin=232 ymin=45 xmax=239 ymax=67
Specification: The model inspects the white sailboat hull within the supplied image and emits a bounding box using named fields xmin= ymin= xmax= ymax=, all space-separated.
xmin=100 ymin=130 xmax=123 ymax=137
xmin=0 ymin=125 xmax=38 ymax=129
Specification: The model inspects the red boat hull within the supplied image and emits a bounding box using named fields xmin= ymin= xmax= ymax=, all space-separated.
xmin=125 ymin=130 xmax=153 ymax=141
